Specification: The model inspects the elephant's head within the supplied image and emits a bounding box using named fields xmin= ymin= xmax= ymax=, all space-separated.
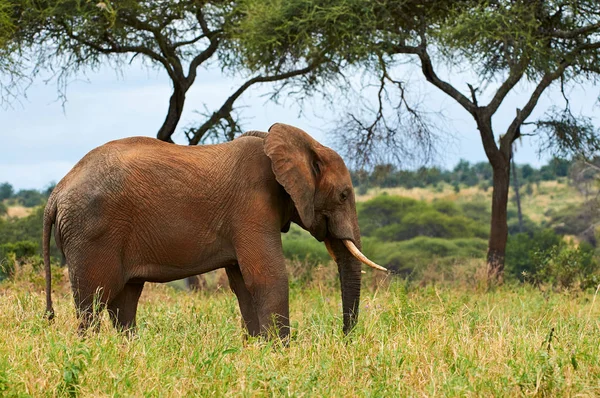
xmin=264 ymin=123 xmax=387 ymax=334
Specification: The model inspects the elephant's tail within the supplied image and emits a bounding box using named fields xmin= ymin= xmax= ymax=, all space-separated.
xmin=43 ymin=195 xmax=57 ymax=321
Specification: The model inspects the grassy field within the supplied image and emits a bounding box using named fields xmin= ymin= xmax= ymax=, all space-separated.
xmin=1 ymin=264 xmax=599 ymax=396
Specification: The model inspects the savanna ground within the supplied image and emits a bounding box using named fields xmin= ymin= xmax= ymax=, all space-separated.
xmin=0 ymin=260 xmax=599 ymax=397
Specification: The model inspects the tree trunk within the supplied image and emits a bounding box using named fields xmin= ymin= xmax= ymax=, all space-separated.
xmin=156 ymin=84 xmax=187 ymax=143
xmin=487 ymin=159 xmax=511 ymax=282
xmin=511 ymin=150 xmax=524 ymax=233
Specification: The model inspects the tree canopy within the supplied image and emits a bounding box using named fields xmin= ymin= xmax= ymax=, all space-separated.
xmin=229 ymin=0 xmax=600 ymax=278
xmin=0 ymin=0 xmax=322 ymax=142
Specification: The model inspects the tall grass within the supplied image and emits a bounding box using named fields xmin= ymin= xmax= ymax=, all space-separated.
xmin=1 ymin=264 xmax=599 ymax=396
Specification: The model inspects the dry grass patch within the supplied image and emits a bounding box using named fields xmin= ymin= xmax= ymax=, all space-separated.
xmin=5 ymin=205 xmax=33 ymax=218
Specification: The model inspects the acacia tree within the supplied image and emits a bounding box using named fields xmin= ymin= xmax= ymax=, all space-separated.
xmin=230 ymin=0 xmax=600 ymax=280
xmin=3 ymin=0 xmax=323 ymax=143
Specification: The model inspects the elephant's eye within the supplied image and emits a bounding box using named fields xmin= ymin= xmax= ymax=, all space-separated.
xmin=340 ymin=190 xmax=349 ymax=202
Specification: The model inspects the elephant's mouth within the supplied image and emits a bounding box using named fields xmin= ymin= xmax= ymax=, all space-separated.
xmin=324 ymin=238 xmax=388 ymax=272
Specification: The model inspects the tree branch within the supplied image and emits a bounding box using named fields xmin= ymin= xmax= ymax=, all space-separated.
xmin=60 ymin=21 xmax=177 ymax=81
xmin=388 ymin=42 xmax=476 ymax=115
xmin=485 ymin=59 xmax=527 ymax=115
xmin=188 ymin=63 xmax=320 ymax=145
xmin=186 ymin=37 xmax=220 ymax=85
xmin=546 ymin=21 xmax=600 ymax=39
xmin=121 ymin=13 xmax=184 ymax=78
xmin=501 ymin=41 xmax=600 ymax=153
xmin=417 ymin=48 xmax=477 ymax=115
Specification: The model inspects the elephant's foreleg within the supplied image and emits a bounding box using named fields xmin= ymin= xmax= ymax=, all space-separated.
xmin=225 ymin=264 xmax=260 ymax=337
xmin=236 ymin=243 xmax=290 ymax=341
xmin=107 ymin=282 xmax=145 ymax=333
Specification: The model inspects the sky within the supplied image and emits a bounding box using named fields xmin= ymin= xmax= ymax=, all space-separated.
xmin=1 ymin=60 xmax=598 ymax=190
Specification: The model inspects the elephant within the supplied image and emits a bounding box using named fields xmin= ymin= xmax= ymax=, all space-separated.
xmin=42 ymin=123 xmax=386 ymax=339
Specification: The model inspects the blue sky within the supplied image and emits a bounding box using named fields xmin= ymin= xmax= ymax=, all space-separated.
xmin=1 ymin=61 xmax=598 ymax=190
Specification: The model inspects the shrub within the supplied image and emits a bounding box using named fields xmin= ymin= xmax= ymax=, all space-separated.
xmin=505 ymin=229 xmax=562 ymax=281
xmin=359 ymin=195 xmax=487 ymax=241
xmin=0 ymin=241 xmax=39 ymax=281
xmin=529 ymin=244 xmax=599 ymax=290
xmin=14 ymin=190 xmax=45 ymax=207
xmin=431 ymin=200 xmax=460 ymax=216
xmin=506 ymin=229 xmax=599 ymax=289
xmin=281 ymin=226 xmax=330 ymax=267
xmin=460 ymin=201 xmax=490 ymax=224
xmin=362 ymin=236 xmax=487 ymax=277
xmin=357 ymin=195 xmax=425 ymax=237
xmin=0 ymin=240 xmax=38 ymax=260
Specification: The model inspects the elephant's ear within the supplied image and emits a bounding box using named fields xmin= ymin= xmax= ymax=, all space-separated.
xmin=264 ymin=123 xmax=321 ymax=229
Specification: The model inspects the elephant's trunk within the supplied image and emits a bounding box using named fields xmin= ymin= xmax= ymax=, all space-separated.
xmin=326 ymin=237 xmax=385 ymax=335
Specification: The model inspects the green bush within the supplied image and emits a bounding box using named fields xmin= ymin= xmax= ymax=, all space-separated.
xmin=359 ymin=195 xmax=487 ymax=241
xmin=505 ymin=229 xmax=562 ymax=281
xmin=431 ymin=200 xmax=460 ymax=216
xmin=13 ymin=190 xmax=45 ymax=208
xmin=0 ymin=240 xmax=38 ymax=259
xmin=530 ymin=244 xmax=599 ymax=290
xmin=0 ymin=202 xmax=6 ymax=217
xmin=0 ymin=240 xmax=39 ymax=281
xmin=357 ymin=195 xmax=426 ymax=237
xmin=362 ymin=236 xmax=487 ymax=277
xmin=459 ymin=201 xmax=490 ymax=225
xmin=0 ymin=205 xmax=61 ymax=259
xmin=506 ymin=229 xmax=599 ymax=289
xmin=281 ymin=226 xmax=330 ymax=267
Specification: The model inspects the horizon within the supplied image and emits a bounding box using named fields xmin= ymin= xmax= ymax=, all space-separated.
xmin=0 ymin=155 xmax=571 ymax=193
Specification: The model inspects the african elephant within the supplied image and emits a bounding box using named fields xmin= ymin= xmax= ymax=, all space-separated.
xmin=42 ymin=123 xmax=386 ymax=339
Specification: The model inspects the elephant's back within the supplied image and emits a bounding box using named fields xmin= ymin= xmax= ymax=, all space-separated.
xmin=53 ymin=135 xmax=270 ymax=222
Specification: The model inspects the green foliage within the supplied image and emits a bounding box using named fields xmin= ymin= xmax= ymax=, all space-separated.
xmin=547 ymin=201 xmax=599 ymax=243
xmin=362 ymin=236 xmax=487 ymax=276
xmin=0 ymin=182 xmax=13 ymax=200
xmin=0 ymin=241 xmax=38 ymax=280
xmin=530 ymin=244 xmax=599 ymax=290
xmin=0 ymin=182 xmax=50 ymax=207
xmin=357 ymin=195 xmax=426 ymax=237
xmin=0 ymin=201 xmax=6 ymax=216
xmin=506 ymin=229 xmax=563 ymax=281
xmin=281 ymin=226 xmax=330 ymax=267
xmin=0 ymin=240 xmax=37 ymax=259
xmin=506 ymin=229 xmax=599 ymax=289
xmin=358 ymin=195 xmax=487 ymax=241
xmin=13 ymin=189 xmax=44 ymax=207
xmin=0 ymin=206 xmax=61 ymax=260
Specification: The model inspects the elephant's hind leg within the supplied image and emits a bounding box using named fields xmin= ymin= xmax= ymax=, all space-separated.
xmin=107 ymin=282 xmax=145 ymax=333
xmin=226 ymin=264 xmax=260 ymax=337
xmin=69 ymin=254 xmax=125 ymax=334
xmin=71 ymin=280 xmax=115 ymax=335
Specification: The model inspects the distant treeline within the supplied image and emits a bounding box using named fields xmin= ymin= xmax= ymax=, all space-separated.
xmin=0 ymin=182 xmax=54 ymax=210
xmin=0 ymin=157 xmax=576 ymax=212
xmin=351 ymin=157 xmax=572 ymax=193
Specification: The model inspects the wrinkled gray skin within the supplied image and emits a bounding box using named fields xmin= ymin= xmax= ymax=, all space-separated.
xmin=43 ymin=123 xmax=365 ymax=339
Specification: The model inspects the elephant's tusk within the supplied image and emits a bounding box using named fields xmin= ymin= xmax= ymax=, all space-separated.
xmin=324 ymin=239 xmax=336 ymax=261
xmin=342 ymin=240 xmax=388 ymax=272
